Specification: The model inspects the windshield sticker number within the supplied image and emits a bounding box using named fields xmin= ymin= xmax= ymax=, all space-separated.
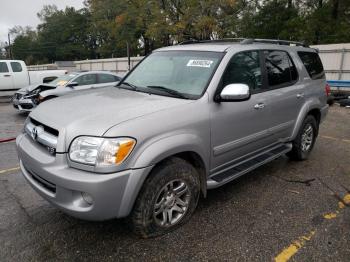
xmin=187 ymin=60 xmax=213 ymax=68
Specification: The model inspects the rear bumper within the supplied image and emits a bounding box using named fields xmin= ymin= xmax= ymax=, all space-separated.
xmin=16 ymin=133 xmax=153 ymax=221
xmin=320 ymin=104 xmax=329 ymax=123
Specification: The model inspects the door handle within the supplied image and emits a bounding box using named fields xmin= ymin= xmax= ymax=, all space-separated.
xmin=254 ymin=103 xmax=265 ymax=110
xmin=296 ymin=93 xmax=304 ymax=98
xmin=4 ymin=74 xmax=11 ymax=77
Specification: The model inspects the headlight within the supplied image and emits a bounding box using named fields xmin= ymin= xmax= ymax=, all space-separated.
xmin=69 ymin=136 xmax=136 ymax=167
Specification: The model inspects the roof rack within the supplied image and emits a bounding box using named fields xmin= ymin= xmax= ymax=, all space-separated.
xmin=241 ymin=38 xmax=309 ymax=47
xmin=179 ymin=38 xmax=245 ymax=45
xmin=179 ymin=38 xmax=309 ymax=47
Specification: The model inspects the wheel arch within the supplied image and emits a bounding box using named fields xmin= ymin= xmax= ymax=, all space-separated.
xmin=132 ymin=134 xmax=209 ymax=198
xmin=291 ymin=102 xmax=322 ymax=140
xmin=121 ymin=149 xmax=208 ymax=218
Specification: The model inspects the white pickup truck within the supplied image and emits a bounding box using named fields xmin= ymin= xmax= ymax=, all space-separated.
xmin=0 ymin=60 xmax=67 ymax=96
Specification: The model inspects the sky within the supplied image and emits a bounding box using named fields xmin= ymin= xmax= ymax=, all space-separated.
xmin=0 ymin=0 xmax=85 ymax=42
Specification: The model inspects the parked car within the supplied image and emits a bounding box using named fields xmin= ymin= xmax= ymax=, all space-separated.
xmin=13 ymin=71 xmax=121 ymax=113
xmin=17 ymin=39 xmax=328 ymax=237
xmin=0 ymin=60 xmax=66 ymax=97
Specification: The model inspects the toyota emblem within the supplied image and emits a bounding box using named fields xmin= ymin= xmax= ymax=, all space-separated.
xmin=31 ymin=127 xmax=38 ymax=140
xmin=31 ymin=126 xmax=44 ymax=140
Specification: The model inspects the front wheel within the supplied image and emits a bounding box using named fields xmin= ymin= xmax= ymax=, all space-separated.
xmin=130 ymin=157 xmax=200 ymax=238
xmin=287 ymin=115 xmax=318 ymax=161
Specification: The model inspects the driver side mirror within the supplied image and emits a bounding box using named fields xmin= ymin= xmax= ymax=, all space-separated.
xmin=67 ymin=82 xmax=79 ymax=88
xmin=217 ymin=83 xmax=250 ymax=102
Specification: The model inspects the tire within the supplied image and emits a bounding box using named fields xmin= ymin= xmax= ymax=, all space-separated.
xmin=287 ymin=115 xmax=318 ymax=161
xmin=130 ymin=157 xmax=200 ymax=238
xmin=327 ymin=96 xmax=335 ymax=106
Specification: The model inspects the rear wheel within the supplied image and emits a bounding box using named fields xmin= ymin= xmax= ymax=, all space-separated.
xmin=287 ymin=115 xmax=318 ymax=161
xmin=130 ymin=157 xmax=200 ymax=238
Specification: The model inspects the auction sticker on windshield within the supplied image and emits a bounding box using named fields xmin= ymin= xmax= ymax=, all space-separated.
xmin=57 ymin=80 xmax=68 ymax=86
xmin=187 ymin=60 xmax=213 ymax=68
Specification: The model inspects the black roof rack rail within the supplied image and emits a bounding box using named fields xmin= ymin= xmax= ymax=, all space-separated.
xmin=179 ymin=38 xmax=245 ymax=45
xmin=178 ymin=38 xmax=309 ymax=47
xmin=240 ymin=38 xmax=309 ymax=47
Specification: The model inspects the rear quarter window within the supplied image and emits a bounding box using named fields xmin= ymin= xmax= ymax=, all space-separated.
xmin=98 ymin=74 xmax=119 ymax=83
xmin=298 ymin=51 xmax=325 ymax=80
xmin=11 ymin=62 xmax=23 ymax=72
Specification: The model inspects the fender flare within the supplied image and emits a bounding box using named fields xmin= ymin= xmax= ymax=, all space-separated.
xmin=291 ymin=99 xmax=321 ymax=140
xmin=132 ymin=133 xmax=209 ymax=195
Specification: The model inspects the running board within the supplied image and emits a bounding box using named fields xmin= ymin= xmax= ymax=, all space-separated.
xmin=207 ymin=143 xmax=292 ymax=189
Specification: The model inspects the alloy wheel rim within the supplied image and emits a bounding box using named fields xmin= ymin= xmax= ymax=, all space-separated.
xmin=153 ymin=179 xmax=191 ymax=227
xmin=301 ymin=124 xmax=313 ymax=152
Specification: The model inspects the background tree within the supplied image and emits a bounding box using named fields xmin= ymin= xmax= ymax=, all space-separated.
xmin=7 ymin=0 xmax=350 ymax=64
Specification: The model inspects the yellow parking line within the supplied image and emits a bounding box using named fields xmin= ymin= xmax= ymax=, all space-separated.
xmin=274 ymin=231 xmax=316 ymax=262
xmin=343 ymin=194 xmax=350 ymax=204
xmin=324 ymin=212 xmax=338 ymax=219
xmin=0 ymin=166 xmax=20 ymax=174
xmin=275 ymin=193 xmax=350 ymax=261
xmin=342 ymin=139 xmax=350 ymax=144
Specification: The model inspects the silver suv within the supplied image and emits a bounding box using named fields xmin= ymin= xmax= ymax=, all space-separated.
xmin=16 ymin=39 xmax=329 ymax=237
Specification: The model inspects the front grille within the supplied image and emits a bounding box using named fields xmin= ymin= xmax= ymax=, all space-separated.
xmin=21 ymin=104 xmax=34 ymax=109
xmin=25 ymin=118 xmax=59 ymax=155
xmin=30 ymin=118 xmax=59 ymax=137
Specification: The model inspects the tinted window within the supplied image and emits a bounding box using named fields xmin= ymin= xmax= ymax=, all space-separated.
xmin=222 ymin=51 xmax=262 ymax=91
xmin=298 ymin=51 xmax=325 ymax=80
xmin=75 ymin=74 xmax=97 ymax=86
xmin=264 ymin=50 xmax=297 ymax=87
xmin=11 ymin=62 xmax=22 ymax=72
xmin=98 ymin=74 xmax=119 ymax=83
xmin=0 ymin=62 xmax=9 ymax=73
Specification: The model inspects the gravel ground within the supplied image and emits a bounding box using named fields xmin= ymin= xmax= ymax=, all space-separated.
xmin=0 ymin=102 xmax=349 ymax=261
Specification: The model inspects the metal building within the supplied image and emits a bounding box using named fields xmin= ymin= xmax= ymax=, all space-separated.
xmin=312 ymin=43 xmax=350 ymax=81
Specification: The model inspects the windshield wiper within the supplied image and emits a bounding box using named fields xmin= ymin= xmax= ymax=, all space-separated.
xmin=146 ymin=86 xmax=189 ymax=99
xmin=118 ymin=81 xmax=138 ymax=90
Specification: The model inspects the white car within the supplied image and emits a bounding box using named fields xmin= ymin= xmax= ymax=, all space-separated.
xmin=13 ymin=71 xmax=121 ymax=113
xmin=0 ymin=60 xmax=67 ymax=97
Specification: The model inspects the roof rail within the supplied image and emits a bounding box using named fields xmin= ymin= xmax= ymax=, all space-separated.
xmin=178 ymin=38 xmax=309 ymax=47
xmin=241 ymin=38 xmax=309 ymax=47
xmin=179 ymin=38 xmax=245 ymax=45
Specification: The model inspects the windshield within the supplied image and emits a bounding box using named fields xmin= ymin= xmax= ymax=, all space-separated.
xmin=49 ymin=73 xmax=79 ymax=86
xmin=122 ymin=51 xmax=224 ymax=98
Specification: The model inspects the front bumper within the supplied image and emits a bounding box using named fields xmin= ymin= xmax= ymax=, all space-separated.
xmin=13 ymin=97 xmax=36 ymax=113
xmin=16 ymin=133 xmax=153 ymax=221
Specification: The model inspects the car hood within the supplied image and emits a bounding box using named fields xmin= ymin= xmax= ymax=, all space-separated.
xmin=30 ymin=87 xmax=194 ymax=147
xmin=17 ymin=84 xmax=56 ymax=94
xmin=17 ymin=84 xmax=40 ymax=94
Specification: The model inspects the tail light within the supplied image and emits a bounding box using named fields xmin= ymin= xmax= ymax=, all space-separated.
xmin=325 ymin=83 xmax=331 ymax=96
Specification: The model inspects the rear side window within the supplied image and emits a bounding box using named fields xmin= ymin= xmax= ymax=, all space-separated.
xmin=298 ymin=51 xmax=325 ymax=80
xmin=98 ymin=74 xmax=119 ymax=83
xmin=264 ymin=50 xmax=298 ymax=87
xmin=11 ymin=62 xmax=22 ymax=72
xmin=75 ymin=74 xmax=97 ymax=86
xmin=0 ymin=62 xmax=9 ymax=73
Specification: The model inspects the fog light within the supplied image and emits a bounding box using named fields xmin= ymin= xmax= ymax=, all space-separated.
xmin=81 ymin=192 xmax=93 ymax=205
